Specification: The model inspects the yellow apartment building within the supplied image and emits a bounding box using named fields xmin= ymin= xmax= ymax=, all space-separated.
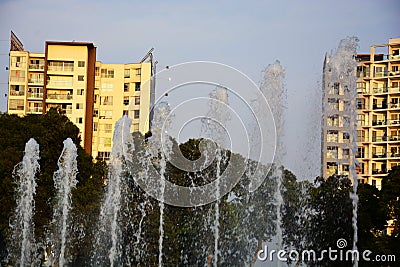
xmin=7 ymin=32 xmax=154 ymax=161
xmin=322 ymin=37 xmax=400 ymax=190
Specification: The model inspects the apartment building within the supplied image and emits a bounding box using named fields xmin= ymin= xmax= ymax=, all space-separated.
xmin=322 ymin=37 xmax=400 ymax=189
xmin=7 ymin=32 xmax=154 ymax=161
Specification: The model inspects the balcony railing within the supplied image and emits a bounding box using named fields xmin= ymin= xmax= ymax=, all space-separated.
xmin=47 ymin=94 xmax=73 ymax=100
xmin=47 ymin=66 xmax=74 ymax=72
xmin=9 ymin=90 xmax=25 ymax=96
xmin=357 ymin=71 xmax=370 ymax=78
xmin=47 ymin=80 xmax=73 ymax=87
xmin=373 ymin=103 xmax=388 ymax=109
xmin=28 ymin=107 xmax=43 ymax=113
xmin=373 ymin=87 xmax=389 ymax=94
xmin=372 ymin=169 xmax=387 ymax=175
xmin=374 ymin=71 xmax=388 ymax=78
xmin=28 ymin=78 xmax=44 ymax=84
xmin=388 ymin=119 xmax=400 ymax=125
xmin=27 ymin=92 xmax=43 ymax=99
xmin=372 ymin=120 xmax=387 ymax=126
xmin=372 ymin=152 xmax=387 ymax=158
xmin=29 ymin=64 xmax=44 ymax=70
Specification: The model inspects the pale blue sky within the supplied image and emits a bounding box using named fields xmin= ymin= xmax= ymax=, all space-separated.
xmin=0 ymin=0 xmax=399 ymax=179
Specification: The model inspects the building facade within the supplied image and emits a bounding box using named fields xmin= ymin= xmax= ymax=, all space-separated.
xmin=7 ymin=33 xmax=154 ymax=161
xmin=322 ymin=38 xmax=400 ymax=189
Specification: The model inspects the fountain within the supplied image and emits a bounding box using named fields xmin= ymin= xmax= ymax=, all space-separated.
xmin=260 ymin=60 xmax=286 ymax=263
xmin=8 ymin=138 xmax=40 ymax=267
xmin=49 ymin=138 xmax=78 ymax=266
xmin=323 ymin=37 xmax=359 ymax=266
xmin=148 ymin=102 xmax=174 ymax=267
xmin=2 ymin=55 xmax=368 ymax=266
xmin=92 ymin=115 xmax=132 ymax=266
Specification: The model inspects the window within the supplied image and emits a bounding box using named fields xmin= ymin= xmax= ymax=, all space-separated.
xmin=97 ymin=151 xmax=111 ymax=161
xmin=78 ymin=75 xmax=84 ymax=81
xmin=135 ymin=82 xmax=141 ymax=91
xmin=123 ymin=110 xmax=129 ymax=116
xmin=124 ymin=83 xmax=129 ymax=92
xmin=94 ymin=94 xmax=98 ymax=104
xmin=10 ymin=85 xmax=25 ymax=96
xmin=76 ymin=117 xmax=83 ymax=124
xmin=9 ymin=99 xmax=24 ymax=110
xmin=100 ymin=137 xmax=112 ymax=147
xmin=103 ymin=123 xmax=112 ymax=133
xmin=10 ymin=70 xmax=26 ymax=82
xmin=101 ymin=96 xmax=113 ymax=105
xmin=101 ymin=68 xmax=115 ymax=78
xmin=134 ymin=110 xmax=140 ymax=119
xmin=78 ymin=61 xmax=85 ymax=67
xmin=48 ymin=61 xmax=74 ymax=72
xmin=101 ymin=83 xmax=114 ymax=92
xmin=95 ymin=67 xmax=100 ymax=76
xmin=124 ymin=69 xmax=130 ymax=78
xmin=93 ymin=109 xmax=99 ymax=117
xmin=77 ymin=89 xmax=84 ymax=95
xmin=99 ymin=110 xmax=113 ymax=119
xmin=11 ymin=56 xmax=26 ymax=68
xmin=124 ymin=96 xmax=129 ymax=105
xmin=135 ymin=68 xmax=141 ymax=76
xmin=135 ymin=96 xmax=140 ymax=105
xmin=93 ymin=122 xmax=98 ymax=131
xmin=133 ymin=123 xmax=139 ymax=132
xmin=76 ymin=103 xmax=84 ymax=109
xmin=372 ymin=179 xmax=376 ymax=188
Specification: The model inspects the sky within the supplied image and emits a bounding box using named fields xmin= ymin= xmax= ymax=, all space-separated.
xmin=0 ymin=0 xmax=399 ymax=180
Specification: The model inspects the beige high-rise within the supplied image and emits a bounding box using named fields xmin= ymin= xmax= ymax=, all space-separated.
xmin=7 ymin=32 xmax=155 ymax=161
xmin=322 ymin=38 xmax=400 ymax=190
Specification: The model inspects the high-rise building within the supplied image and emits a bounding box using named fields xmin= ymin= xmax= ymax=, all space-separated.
xmin=7 ymin=32 xmax=155 ymax=161
xmin=322 ymin=37 xmax=400 ymax=189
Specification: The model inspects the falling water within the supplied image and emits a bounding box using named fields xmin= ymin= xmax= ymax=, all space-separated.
xmin=260 ymin=60 xmax=286 ymax=262
xmin=202 ymin=86 xmax=230 ymax=266
xmin=149 ymin=102 xmax=173 ymax=267
xmin=51 ymin=138 xmax=78 ymax=267
xmin=324 ymin=37 xmax=359 ymax=265
xmin=9 ymin=138 xmax=40 ymax=266
xmin=94 ymin=115 xmax=132 ymax=266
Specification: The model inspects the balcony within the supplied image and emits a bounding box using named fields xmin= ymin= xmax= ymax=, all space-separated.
xmin=47 ymin=80 xmax=73 ymax=87
xmin=28 ymin=78 xmax=44 ymax=85
xmin=47 ymin=94 xmax=73 ymax=100
xmin=388 ymin=119 xmax=400 ymax=126
xmin=29 ymin=64 xmax=44 ymax=70
xmin=47 ymin=65 xmax=74 ymax=72
xmin=9 ymin=90 xmax=25 ymax=96
xmin=374 ymin=71 xmax=388 ymax=78
xmin=27 ymin=92 xmax=43 ymax=99
xmin=373 ymin=87 xmax=388 ymax=94
xmin=357 ymin=71 xmax=370 ymax=78
xmin=372 ymin=169 xmax=387 ymax=175
xmin=372 ymin=152 xmax=387 ymax=159
xmin=372 ymin=120 xmax=387 ymax=126
xmin=372 ymin=136 xmax=388 ymax=142
xmin=389 ymin=71 xmax=400 ymax=76
xmin=28 ymin=107 xmax=43 ymax=113
xmin=373 ymin=103 xmax=388 ymax=110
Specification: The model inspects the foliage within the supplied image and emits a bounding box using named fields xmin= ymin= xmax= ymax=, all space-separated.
xmin=0 ymin=108 xmax=105 ymax=265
